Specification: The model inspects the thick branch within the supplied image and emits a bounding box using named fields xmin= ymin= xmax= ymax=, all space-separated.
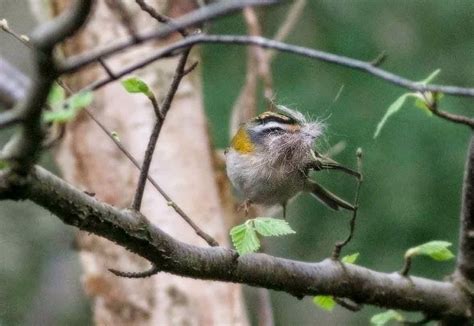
xmin=0 ymin=165 xmax=470 ymax=321
xmin=456 ymin=133 xmax=474 ymax=280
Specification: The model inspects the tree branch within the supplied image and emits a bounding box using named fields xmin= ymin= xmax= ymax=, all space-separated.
xmin=1 ymin=0 xmax=92 ymax=174
xmin=77 ymin=34 xmax=474 ymax=98
xmin=58 ymin=0 xmax=278 ymax=74
xmin=0 ymin=165 xmax=470 ymax=321
xmin=456 ymin=133 xmax=474 ymax=280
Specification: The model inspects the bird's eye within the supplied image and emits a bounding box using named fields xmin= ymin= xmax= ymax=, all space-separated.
xmin=263 ymin=127 xmax=284 ymax=134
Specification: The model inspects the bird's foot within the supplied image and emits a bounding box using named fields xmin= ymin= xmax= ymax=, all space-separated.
xmin=237 ymin=199 xmax=253 ymax=217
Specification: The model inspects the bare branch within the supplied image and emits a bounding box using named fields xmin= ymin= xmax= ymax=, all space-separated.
xmin=2 ymin=0 xmax=92 ymax=174
xmin=0 ymin=165 xmax=470 ymax=321
xmin=267 ymin=0 xmax=306 ymax=61
xmin=59 ymin=0 xmax=278 ymax=74
xmin=101 ymin=34 xmax=474 ymax=98
xmin=104 ymin=0 xmax=139 ymax=40
xmin=131 ymin=49 xmax=190 ymax=211
xmin=0 ymin=58 xmax=30 ymax=109
xmin=332 ymin=149 xmax=363 ymax=259
xmin=135 ymin=0 xmax=188 ymax=37
xmin=456 ymin=133 xmax=474 ymax=280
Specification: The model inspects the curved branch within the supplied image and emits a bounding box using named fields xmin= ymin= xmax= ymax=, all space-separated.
xmin=69 ymin=34 xmax=474 ymax=98
xmin=2 ymin=0 xmax=92 ymax=174
xmin=0 ymin=165 xmax=470 ymax=321
xmin=59 ymin=0 xmax=278 ymax=73
xmin=456 ymin=133 xmax=474 ymax=280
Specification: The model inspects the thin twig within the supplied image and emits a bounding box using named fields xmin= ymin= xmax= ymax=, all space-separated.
xmin=0 ymin=109 xmax=22 ymax=128
xmin=423 ymin=92 xmax=474 ymax=128
xmin=109 ymin=264 xmax=160 ymax=278
xmin=59 ymin=0 xmax=278 ymax=73
xmin=97 ymin=58 xmax=116 ymax=79
xmin=267 ymin=0 xmax=306 ymax=61
xmin=332 ymin=148 xmax=363 ymax=260
xmin=0 ymin=19 xmax=32 ymax=48
xmin=243 ymin=7 xmax=273 ymax=100
xmin=84 ymin=107 xmax=218 ymax=246
xmin=131 ymin=49 xmax=191 ymax=211
xmin=400 ymin=256 xmax=412 ymax=277
xmin=63 ymin=34 xmax=474 ymax=98
xmin=135 ymin=0 xmax=188 ymax=37
xmin=104 ymin=0 xmax=139 ymax=41
xmin=334 ymin=297 xmax=363 ymax=312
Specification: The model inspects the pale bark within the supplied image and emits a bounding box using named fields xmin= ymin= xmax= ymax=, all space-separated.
xmin=48 ymin=1 xmax=247 ymax=325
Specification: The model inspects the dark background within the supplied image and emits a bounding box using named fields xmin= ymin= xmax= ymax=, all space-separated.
xmin=1 ymin=1 xmax=473 ymax=325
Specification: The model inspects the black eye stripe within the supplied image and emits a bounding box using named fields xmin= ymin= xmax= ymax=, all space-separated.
xmin=262 ymin=126 xmax=284 ymax=133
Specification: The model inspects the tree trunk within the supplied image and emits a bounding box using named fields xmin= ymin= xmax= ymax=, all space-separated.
xmin=47 ymin=1 xmax=248 ymax=324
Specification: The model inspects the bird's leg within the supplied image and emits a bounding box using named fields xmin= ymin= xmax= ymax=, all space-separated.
xmin=311 ymin=150 xmax=361 ymax=179
xmin=238 ymin=199 xmax=253 ymax=218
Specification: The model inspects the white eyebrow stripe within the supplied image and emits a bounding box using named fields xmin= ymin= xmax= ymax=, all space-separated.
xmin=253 ymin=121 xmax=286 ymax=133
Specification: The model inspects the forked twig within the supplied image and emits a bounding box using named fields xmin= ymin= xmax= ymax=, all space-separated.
xmin=332 ymin=148 xmax=363 ymax=260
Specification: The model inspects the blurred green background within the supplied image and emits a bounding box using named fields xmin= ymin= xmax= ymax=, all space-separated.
xmin=1 ymin=1 xmax=474 ymax=325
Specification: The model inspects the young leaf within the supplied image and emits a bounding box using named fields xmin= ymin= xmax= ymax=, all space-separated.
xmin=341 ymin=252 xmax=359 ymax=264
xmin=418 ymin=68 xmax=441 ymax=85
xmin=313 ymin=295 xmax=336 ymax=311
xmin=254 ymin=217 xmax=296 ymax=237
xmin=43 ymin=110 xmax=76 ymax=123
xmin=43 ymin=91 xmax=93 ymax=124
xmin=405 ymin=240 xmax=454 ymax=261
xmin=230 ymin=222 xmax=260 ymax=255
xmin=66 ymin=91 xmax=93 ymax=111
xmin=370 ymin=310 xmax=404 ymax=325
xmin=111 ymin=131 xmax=120 ymax=142
xmin=414 ymin=98 xmax=433 ymax=116
xmin=47 ymin=83 xmax=65 ymax=106
xmin=121 ymin=77 xmax=151 ymax=96
xmin=373 ymin=93 xmax=411 ymax=139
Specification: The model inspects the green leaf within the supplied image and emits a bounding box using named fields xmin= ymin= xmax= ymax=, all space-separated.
xmin=373 ymin=93 xmax=411 ymax=139
xmin=66 ymin=91 xmax=93 ymax=110
xmin=418 ymin=68 xmax=441 ymax=85
xmin=43 ymin=110 xmax=76 ymax=123
xmin=230 ymin=222 xmax=260 ymax=255
xmin=254 ymin=217 xmax=296 ymax=237
xmin=313 ymin=296 xmax=336 ymax=311
xmin=405 ymin=240 xmax=455 ymax=261
xmin=341 ymin=252 xmax=359 ymax=264
xmin=121 ymin=77 xmax=151 ymax=96
xmin=43 ymin=91 xmax=93 ymax=124
xmin=47 ymin=83 xmax=65 ymax=106
xmin=370 ymin=310 xmax=404 ymax=325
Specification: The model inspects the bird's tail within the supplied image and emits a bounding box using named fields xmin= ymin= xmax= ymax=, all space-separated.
xmin=306 ymin=180 xmax=354 ymax=211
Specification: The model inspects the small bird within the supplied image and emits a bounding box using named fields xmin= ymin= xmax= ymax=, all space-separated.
xmin=225 ymin=106 xmax=359 ymax=218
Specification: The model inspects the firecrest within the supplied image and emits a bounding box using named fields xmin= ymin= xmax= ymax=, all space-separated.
xmin=225 ymin=106 xmax=359 ymax=218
